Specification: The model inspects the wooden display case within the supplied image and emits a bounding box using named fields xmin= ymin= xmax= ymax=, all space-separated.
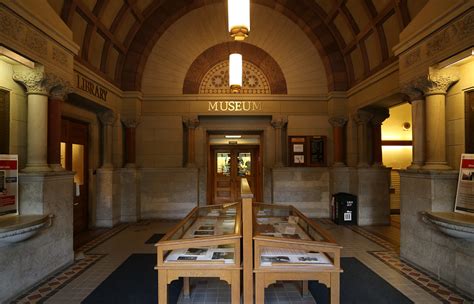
xmin=155 ymin=202 xmax=242 ymax=303
xmin=252 ymin=203 xmax=342 ymax=303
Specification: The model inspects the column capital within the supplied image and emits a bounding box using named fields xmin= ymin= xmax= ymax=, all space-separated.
xmin=400 ymin=82 xmax=424 ymax=102
xmin=12 ymin=66 xmax=59 ymax=95
xmin=271 ymin=115 xmax=288 ymax=129
xmin=420 ymin=68 xmax=459 ymax=96
xmin=182 ymin=115 xmax=200 ymax=129
xmin=352 ymin=110 xmax=373 ymax=125
xmin=50 ymin=81 xmax=73 ymax=101
xmin=328 ymin=116 xmax=348 ymax=128
xmin=122 ymin=118 xmax=140 ymax=128
xmin=99 ymin=110 xmax=116 ymax=126
xmin=369 ymin=108 xmax=390 ymax=126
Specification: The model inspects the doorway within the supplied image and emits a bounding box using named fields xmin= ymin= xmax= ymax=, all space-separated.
xmin=209 ymin=145 xmax=261 ymax=204
xmin=61 ymin=118 xmax=89 ymax=235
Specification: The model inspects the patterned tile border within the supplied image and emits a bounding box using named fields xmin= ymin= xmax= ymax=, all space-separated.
xmin=11 ymin=223 xmax=130 ymax=303
xmin=369 ymin=251 xmax=470 ymax=304
xmin=11 ymin=254 xmax=105 ymax=304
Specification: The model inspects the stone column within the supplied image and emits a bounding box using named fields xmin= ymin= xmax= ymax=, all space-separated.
xmin=352 ymin=110 xmax=373 ymax=168
xmin=271 ymin=116 xmax=288 ymax=167
xmin=122 ymin=119 xmax=140 ymax=168
xmin=48 ymin=83 xmax=71 ymax=171
xmin=12 ymin=67 xmax=56 ymax=172
xmin=402 ymin=86 xmax=426 ymax=170
xmin=370 ymin=108 xmax=390 ymax=167
xmin=420 ymin=69 xmax=459 ymax=170
xmin=99 ymin=110 xmax=116 ymax=169
xmin=183 ymin=116 xmax=200 ymax=168
xmin=328 ymin=116 xmax=347 ymax=167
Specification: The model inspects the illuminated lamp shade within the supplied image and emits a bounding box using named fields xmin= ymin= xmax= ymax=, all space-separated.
xmin=229 ymin=53 xmax=242 ymax=93
xmin=228 ymin=0 xmax=250 ymax=41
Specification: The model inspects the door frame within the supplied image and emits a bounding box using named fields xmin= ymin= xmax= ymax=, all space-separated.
xmin=207 ymin=131 xmax=263 ymax=204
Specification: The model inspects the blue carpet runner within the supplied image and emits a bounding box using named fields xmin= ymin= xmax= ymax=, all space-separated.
xmin=83 ymin=255 xmax=412 ymax=303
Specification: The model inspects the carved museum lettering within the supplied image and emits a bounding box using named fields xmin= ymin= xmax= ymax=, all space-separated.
xmin=208 ymin=101 xmax=262 ymax=112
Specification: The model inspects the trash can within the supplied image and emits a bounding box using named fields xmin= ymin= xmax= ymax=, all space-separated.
xmin=332 ymin=192 xmax=357 ymax=225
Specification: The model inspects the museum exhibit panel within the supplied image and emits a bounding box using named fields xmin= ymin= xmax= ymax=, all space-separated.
xmin=155 ymin=202 xmax=242 ymax=303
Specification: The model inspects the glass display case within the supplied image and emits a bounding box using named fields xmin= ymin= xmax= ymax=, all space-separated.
xmin=155 ymin=202 xmax=242 ymax=303
xmin=252 ymin=203 xmax=342 ymax=304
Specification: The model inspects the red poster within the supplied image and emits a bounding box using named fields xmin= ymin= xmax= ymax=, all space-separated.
xmin=0 ymin=155 xmax=18 ymax=215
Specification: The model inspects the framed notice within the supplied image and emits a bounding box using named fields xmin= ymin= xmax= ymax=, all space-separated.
xmin=0 ymin=155 xmax=18 ymax=215
xmin=454 ymin=154 xmax=474 ymax=214
xmin=288 ymin=136 xmax=326 ymax=167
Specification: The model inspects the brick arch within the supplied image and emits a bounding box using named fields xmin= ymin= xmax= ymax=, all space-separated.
xmin=183 ymin=42 xmax=287 ymax=94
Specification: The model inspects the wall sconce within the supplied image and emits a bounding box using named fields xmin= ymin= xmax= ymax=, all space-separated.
xmin=228 ymin=0 xmax=250 ymax=41
xmin=402 ymin=122 xmax=411 ymax=131
xmin=229 ymin=53 xmax=242 ymax=93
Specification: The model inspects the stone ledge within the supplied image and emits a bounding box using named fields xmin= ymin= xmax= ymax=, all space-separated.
xmin=0 ymin=214 xmax=53 ymax=245
xmin=422 ymin=211 xmax=474 ymax=241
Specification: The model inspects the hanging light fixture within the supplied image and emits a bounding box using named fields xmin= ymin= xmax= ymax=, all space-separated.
xmin=229 ymin=53 xmax=242 ymax=93
xmin=228 ymin=0 xmax=250 ymax=41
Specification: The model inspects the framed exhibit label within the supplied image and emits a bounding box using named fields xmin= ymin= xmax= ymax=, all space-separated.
xmin=454 ymin=154 xmax=474 ymax=214
xmin=0 ymin=154 xmax=18 ymax=215
xmin=288 ymin=136 xmax=326 ymax=167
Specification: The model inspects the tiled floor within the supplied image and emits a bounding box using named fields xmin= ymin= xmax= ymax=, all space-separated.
xmin=11 ymin=219 xmax=472 ymax=304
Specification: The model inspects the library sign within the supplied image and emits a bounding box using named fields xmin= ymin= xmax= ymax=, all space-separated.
xmin=76 ymin=72 xmax=108 ymax=102
xmin=208 ymin=101 xmax=262 ymax=112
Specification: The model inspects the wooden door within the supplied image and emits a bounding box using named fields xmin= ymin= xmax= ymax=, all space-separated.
xmin=466 ymin=91 xmax=474 ymax=153
xmin=61 ymin=118 xmax=89 ymax=235
xmin=211 ymin=146 xmax=259 ymax=204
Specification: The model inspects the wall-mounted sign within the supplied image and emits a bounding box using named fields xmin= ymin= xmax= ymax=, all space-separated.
xmin=455 ymin=154 xmax=474 ymax=214
xmin=208 ymin=101 xmax=262 ymax=112
xmin=76 ymin=72 xmax=108 ymax=102
xmin=0 ymin=154 xmax=18 ymax=215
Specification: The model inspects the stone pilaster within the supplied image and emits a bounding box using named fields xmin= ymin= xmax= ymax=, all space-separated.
xmin=369 ymin=108 xmax=390 ymax=167
xmin=271 ymin=115 xmax=288 ymax=167
xmin=98 ymin=110 xmax=116 ymax=169
xmin=183 ymin=116 xmax=200 ymax=168
xmin=12 ymin=66 xmax=58 ymax=172
xmin=122 ymin=118 xmax=140 ymax=168
xmin=401 ymin=84 xmax=425 ymax=170
xmin=352 ymin=111 xmax=373 ymax=168
xmin=419 ymin=68 xmax=459 ymax=170
xmin=48 ymin=83 xmax=72 ymax=171
xmin=328 ymin=116 xmax=347 ymax=167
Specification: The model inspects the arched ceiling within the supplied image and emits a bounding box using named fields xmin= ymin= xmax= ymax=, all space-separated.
xmin=47 ymin=0 xmax=428 ymax=92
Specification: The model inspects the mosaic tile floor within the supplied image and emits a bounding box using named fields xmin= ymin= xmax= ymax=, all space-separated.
xmin=10 ymin=219 xmax=473 ymax=304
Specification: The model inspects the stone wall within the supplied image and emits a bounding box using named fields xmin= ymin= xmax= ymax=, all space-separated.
xmin=140 ymin=168 xmax=198 ymax=219
xmin=272 ymin=167 xmax=330 ymax=218
xmin=400 ymin=170 xmax=474 ymax=298
xmin=0 ymin=172 xmax=74 ymax=303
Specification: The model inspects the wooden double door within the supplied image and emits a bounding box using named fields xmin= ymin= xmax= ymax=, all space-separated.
xmin=210 ymin=145 xmax=261 ymax=204
xmin=61 ymin=118 xmax=89 ymax=235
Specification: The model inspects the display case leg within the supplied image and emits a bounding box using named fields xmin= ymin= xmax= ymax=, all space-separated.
xmin=158 ymin=271 xmax=167 ymax=304
xmin=301 ymin=280 xmax=309 ymax=296
xmin=255 ymin=274 xmax=264 ymax=304
xmin=183 ymin=277 xmax=190 ymax=298
xmin=231 ymin=270 xmax=241 ymax=304
xmin=330 ymin=273 xmax=340 ymax=304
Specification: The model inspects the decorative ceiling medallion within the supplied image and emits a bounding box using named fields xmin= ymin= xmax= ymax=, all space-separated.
xmin=199 ymin=60 xmax=270 ymax=94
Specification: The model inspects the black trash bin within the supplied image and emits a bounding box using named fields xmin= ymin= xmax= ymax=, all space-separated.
xmin=332 ymin=192 xmax=357 ymax=225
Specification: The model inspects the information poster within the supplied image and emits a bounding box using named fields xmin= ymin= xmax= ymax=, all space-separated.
xmin=0 ymin=155 xmax=18 ymax=215
xmin=454 ymin=154 xmax=474 ymax=214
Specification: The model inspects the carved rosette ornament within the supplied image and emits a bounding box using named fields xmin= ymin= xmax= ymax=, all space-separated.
xmin=420 ymin=69 xmax=459 ymax=96
xmin=122 ymin=119 xmax=140 ymax=129
xmin=271 ymin=116 xmax=288 ymax=129
xmin=99 ymin=110 xmax=116 ymax=126
xmin=328 ymin=116 xmax=348 ymax=128
xmin=182 ymin=116 xmax=200 ymax=129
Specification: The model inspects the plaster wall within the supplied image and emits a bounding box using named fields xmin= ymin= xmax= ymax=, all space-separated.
xmin=446 ymin=60 xmax=473 ymax=169
xmin=0 ymin=60 xmax=27 ymax=168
